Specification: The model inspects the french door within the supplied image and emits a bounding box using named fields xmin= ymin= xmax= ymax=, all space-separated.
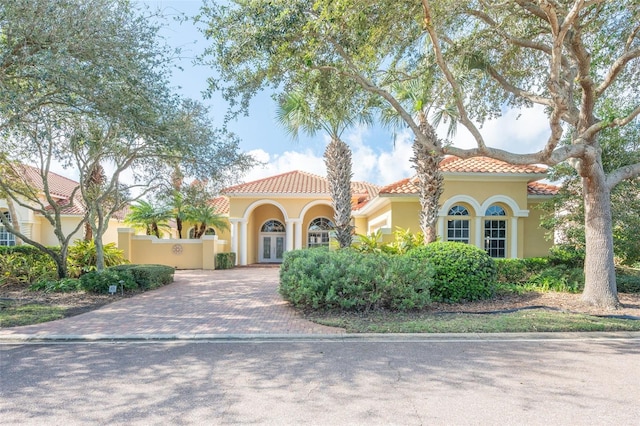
xmin=259 ymin=233 xmax=285 ymax=263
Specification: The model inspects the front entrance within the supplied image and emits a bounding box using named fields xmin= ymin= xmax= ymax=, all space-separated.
xmin=259 ymin=233 xmax=285 ymax=263
xmin=258 ymin=219 xmax=287 ymax=263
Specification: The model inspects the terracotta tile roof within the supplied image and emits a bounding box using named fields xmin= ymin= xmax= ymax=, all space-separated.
xmin=527 ymin=182 xmax=560 ymax=196
xmin=13 ymin=164 xmax=130 ymax=217
xmin=223 ymin=170 xmax=380 ymax=198
xmin=379 ymin=177 xmax=416 ymax=195
xmin=20 ymin=164 xmax=81 ymax=200
xmin=210 ymin=196 xmax=230 ymax=215
xmin=440 ymin=156 xmax=547 ymax=174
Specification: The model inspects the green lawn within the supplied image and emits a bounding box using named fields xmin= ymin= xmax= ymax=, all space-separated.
xmin=306 ymin=309 xmax=640 ymax=333
xmin=0 ymin=301 xmax=65 ymax=327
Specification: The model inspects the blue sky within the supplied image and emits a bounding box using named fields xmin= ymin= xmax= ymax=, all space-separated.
xmin=141 ymin=0 xmax=552 ymax=186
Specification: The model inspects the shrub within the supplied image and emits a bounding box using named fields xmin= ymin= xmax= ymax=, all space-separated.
xmin=0 ymin=247 xmax=58 ymax=286
xmin=548 ymin=244 xmax=585 ymax=268
xmin=29 ymin=278 xmax=82 ymax=293
xmin=495 ymin=257 xmax=549 ymax=284
xmin=67 ymin=240 xmax=128 ymax=277
xmin=408 ymin=242 xmax=497 ymax=303
xmin=79 ymin=269 xmax=136 ymax=294
xmin=109 ymin=264 xmax=174 ymax=290
xmin=215 ymin=252 xmax=236 ymax=270
xmin=617 ymin=267 xmax=640 ymax=293
xmin=525 ymin=264 xmax=584 ymax=293
xmin=279 ymin=248 xmax=432 ymax=311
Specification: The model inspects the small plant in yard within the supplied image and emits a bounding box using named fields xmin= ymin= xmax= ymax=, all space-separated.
xmin=29 ymin=278 xmax=82 ymax=293
xmin=79 ymin=269 xmax=136 ymax=294
xmin=67 ymin=240 xmax=128 ymax=277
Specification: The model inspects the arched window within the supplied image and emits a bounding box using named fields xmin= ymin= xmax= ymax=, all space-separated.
xmin=308 ymin=217 xmax=333 ymax=248
xmin=484 ymin=205 xmax=506 ymax=258
xmin=0 ymin=211 xmax=16 ymax=246
xmin=447 ymin=205 xmax=470 ymax=243
xmin=261 ymin=220 xmax=285 ymax=233
xmin=188 ymin=227 xmax=216 ymax=239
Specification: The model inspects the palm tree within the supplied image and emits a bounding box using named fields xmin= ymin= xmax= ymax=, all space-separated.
xmin=276 ymin=80 xmax=373 ymax=248
xmin=124 ymin=200 xmax=172 ymax=238
xmin=383 ymin=78 xmax=457 ymax=243
xmin=185 ymin=204 xmax=229 ymax=239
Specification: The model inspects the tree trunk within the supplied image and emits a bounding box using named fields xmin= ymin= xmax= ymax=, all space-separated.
xmin=176 ymin=216 xmax=183 ymax=239
xmin=412 ymin=116 xmax=443 ymax=244
xmin=84 ymin=222 xmax=93 ymax=241
xmin=580 ymin=159 xmax=619 ymax=309
xmin=95 ymin=234 xmax=106 ymax=271
xmin=325 ymin=137 xmax=354 ymax=248
xmin=53 ymin=246 xmax=69 ymax=279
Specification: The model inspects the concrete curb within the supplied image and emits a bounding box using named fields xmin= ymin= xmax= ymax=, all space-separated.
xmin=2 ymin=331 xmax=639 ymax=343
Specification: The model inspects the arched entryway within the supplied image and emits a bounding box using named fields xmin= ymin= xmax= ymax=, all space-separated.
xmin=259 ymin=219 xmax=286 ymax=263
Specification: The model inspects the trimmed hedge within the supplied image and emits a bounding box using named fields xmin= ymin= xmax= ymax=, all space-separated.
xmin=109 ymin=264 xmax=175 ymax=290
xmin=216 ymin=252 xmax=236 ymax=270
xmin=408 ymin=242 xmax=497 ymax=303
xmin=80 ymin=265 xmax=174 ymax=294
xmin=279 ymin=248 xmax=433 ymax=311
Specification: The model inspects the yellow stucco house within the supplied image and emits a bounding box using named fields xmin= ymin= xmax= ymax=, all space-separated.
xmin=214 ymin=156 xmax=558 ymax=265
xmin=0 ymin=166 xmax=124 ymax=247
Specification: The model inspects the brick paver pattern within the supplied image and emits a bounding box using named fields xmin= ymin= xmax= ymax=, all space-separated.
xmin=0 ymin=268 xmax=344 ymax=337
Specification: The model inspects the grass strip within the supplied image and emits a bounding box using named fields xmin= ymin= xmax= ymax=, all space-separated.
xmin=0 ymin=301 xmax=65 ymax=327
xmin=307 ymin=309 xmax=640 ymax=333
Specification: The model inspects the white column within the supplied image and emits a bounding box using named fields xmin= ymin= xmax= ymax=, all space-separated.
xmin=437 ymin=217 xmax=445 ymax=242
xmin=294 ymin=220 xmax=303 ymax=249
xmin=474 ymin=217 xmax=483 ymax=249
xmin=510 ymin=217 xmax=519 ymax=259
xmin=285 ymin=220 xmax=294 ymax=252
xmin=230 ymin=220 xmax=239 ymax=265
xmin=239 ymin=219 xmax=248 ymax=266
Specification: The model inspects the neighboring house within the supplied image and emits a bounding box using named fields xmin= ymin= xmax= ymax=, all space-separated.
xmin=214 ymin=156 xmax=559 ymax=265
xmin=0 ymin=166 xmax=125 ymax=247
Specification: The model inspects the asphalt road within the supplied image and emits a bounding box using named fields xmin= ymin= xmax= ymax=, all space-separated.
xmin=2 ymin=335 xmax=639 ymax=425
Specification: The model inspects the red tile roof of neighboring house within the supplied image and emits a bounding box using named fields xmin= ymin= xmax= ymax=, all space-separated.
xmin=20 ymin=164 xmax=82 ymax=201
xmin=223 ymin=170 xmax=380 ymax=198
xmin=14 ymin=164 xmax=129 ymax=218
xmin=439 ymin=156 xmax=548 ymax=174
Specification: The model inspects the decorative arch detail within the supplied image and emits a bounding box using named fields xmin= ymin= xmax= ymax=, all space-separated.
xmin=480 ymin=195 xmax=528 ymax=217
xmin=439 ymin=195 xmax=482 ymax=217
xmin=241 ymin=199 xmax=289 ymax=221
xmin=299 ymin=199 xmax=333 ymax=221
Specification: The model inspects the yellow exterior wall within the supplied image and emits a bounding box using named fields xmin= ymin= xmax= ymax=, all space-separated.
xmin=229 ymin=196 xmax=332 ymax=219
xmin=442 ymin=178 xmax=528 ymax=210
xmin=389 ymin=199 xmax=421 ymax=234
xmin=118 ymin=229 xmax=224 ymax=270
xmin=523 ymin=202 xmax=553 ymax=257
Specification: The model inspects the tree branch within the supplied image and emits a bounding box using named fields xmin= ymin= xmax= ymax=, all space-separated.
xmin=422 ymin=0 xmax=488 ymax=152
xmin=596 ymin=48 xmax=640 ymax=97
xmin=606 ymin=162 xmax=640 ymax=190
xmin=443 ymin=141 xmax=586 ymax=166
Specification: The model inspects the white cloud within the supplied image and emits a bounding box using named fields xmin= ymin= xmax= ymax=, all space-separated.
xmin=443 ymin=105 xmax=551 ymax=153
xmin=242 ymin=148 xmax=327 ymax=182
xmin=241 ymin=126 xmax=415 ymax=186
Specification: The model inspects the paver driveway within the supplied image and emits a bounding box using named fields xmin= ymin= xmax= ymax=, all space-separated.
xmin=0 ymin=267 xmax=344 ymax=338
